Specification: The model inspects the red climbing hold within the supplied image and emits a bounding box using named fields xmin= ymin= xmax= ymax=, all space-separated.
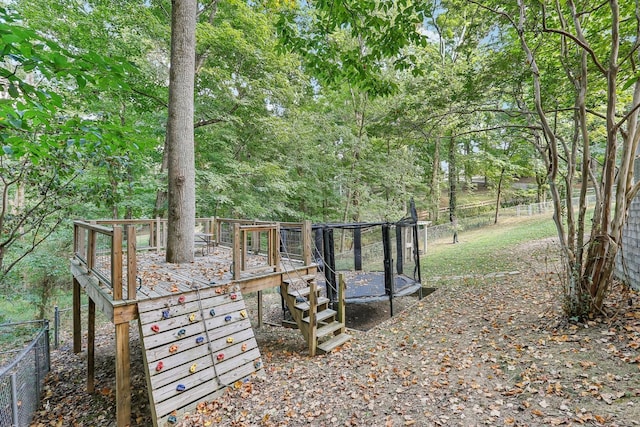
xmin=178 ymin=295 xmax=186 ymax=304
xmin=230 ymin=293 xmax=237 ymax=300
xmin=151 ymin=324 xmax=160 ymax=333
xmin=156 ymin=361 xmax=164 ymax=371
xmin=217 ymin=353 xmax=224 ymax=361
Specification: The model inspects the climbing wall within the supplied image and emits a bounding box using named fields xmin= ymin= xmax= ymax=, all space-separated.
xmin=137 ymin=284 xmax=263 ymax=427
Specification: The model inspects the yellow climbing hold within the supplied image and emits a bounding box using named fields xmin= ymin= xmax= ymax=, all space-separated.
xmin=239 ymin=310 xmax=247 ymax=318
xmin=189 ymin=313 xmax=196 ymax=322
xmin=226 ymin=337 xmax=234 ymax=344
xmin=189 ymin=363 xmax=197 ymax=373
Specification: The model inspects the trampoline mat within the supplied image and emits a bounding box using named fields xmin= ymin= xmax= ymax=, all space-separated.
xmin=318 ymin=271 xmax=421 ymax=304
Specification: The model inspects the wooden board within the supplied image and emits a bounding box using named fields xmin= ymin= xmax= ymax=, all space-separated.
xmin=138 ymin=284 xmax=264 ymax=427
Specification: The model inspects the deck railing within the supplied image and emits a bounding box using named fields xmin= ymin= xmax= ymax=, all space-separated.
xmin=73 ymin=221 xmax=137 ymax=301
xmin=72 ymin=218 xmax=313 ymax=296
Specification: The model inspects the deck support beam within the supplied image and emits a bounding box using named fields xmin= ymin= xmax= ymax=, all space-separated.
xmin=87 ymin=299 xmax=95 ymax=393
xmin=73 ymin=278 xmax=82 ymax=353
xmin=115 ymin=321 xmax=131 ymax=427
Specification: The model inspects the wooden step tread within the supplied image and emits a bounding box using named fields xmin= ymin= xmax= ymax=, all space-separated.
xmin=303 ymin=308 xmax=336 ymax=324
xmin=288 ymin=286 xmax=320 ymax=298
xmin=316 ymin=321 xmax=344 ymax=338
xmin=317 ymin=333 xmax=352 ymax=353
xmin=294 ymin=297 xmax=330 ymax=311
xmin=282 ymin=275 xmax=316 ymax=287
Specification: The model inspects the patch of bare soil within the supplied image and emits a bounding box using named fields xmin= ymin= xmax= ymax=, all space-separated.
xmin=31 ymin=240 xmax=640 ymax=427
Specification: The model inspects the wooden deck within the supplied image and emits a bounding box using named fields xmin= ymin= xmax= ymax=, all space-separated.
xmin=70 ymin=218 xmax=316 ymax=427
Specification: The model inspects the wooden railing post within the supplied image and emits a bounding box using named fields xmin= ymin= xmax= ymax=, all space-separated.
xmin=274 ymin=223 xmax=281 ymax=272
xmin=233 ymin=223 xmax=241 ymax=280
xmin=112 ymin=226 xmax=123 ymax=301
xmin=338 ymin=274 xmax=346 ymax=325
xmin=87 ymin=229 xmax=96 ymax=271
xmin=126 ymin=225 xmax=137 ymax=300
xmin=302 ymin=220 xmax=312 ymax=266
xmin=155 ymin=217 xmax=161 ymax=251
xmin=308 ymin=280 xmax=317 ymax=357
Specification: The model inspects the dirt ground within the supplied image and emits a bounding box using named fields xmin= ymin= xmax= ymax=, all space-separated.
xmin=31 ymin=238 xmax=640 ymax=426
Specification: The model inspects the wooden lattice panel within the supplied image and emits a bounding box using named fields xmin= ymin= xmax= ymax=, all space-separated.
xmin=137 ymin=285 xmax=263 ymax=427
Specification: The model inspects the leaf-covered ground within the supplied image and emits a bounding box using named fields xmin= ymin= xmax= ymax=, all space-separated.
xmin=31 ymin=239 xmax=640 ymax=426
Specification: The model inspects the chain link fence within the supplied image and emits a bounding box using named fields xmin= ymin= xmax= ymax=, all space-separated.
xmin=0 ymin=321 xmax=50 ymax=427
xmin=427 ymin=195 xmax=596 ymax=245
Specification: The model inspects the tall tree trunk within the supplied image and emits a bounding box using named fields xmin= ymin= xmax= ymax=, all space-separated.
xmin=448 ymin=133 xmax=457 ymax=221
xmin=430 ymin=135 xmax=441 ymax=222
xmin=166 ymin=0 xmax=196 ymax=264
xmin=494 ymin=167 xmax=505 ymax=225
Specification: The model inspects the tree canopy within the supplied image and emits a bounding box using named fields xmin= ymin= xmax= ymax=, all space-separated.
xmin=1 ymin=0 xmax=639 ymax=317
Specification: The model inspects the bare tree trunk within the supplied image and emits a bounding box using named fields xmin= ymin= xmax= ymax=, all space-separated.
xmin=430 ymin=135 xmax=441 ymax=222
xmin=448 ymin=133 xmax=457 ymax=224
xmin=494 ymin=167 xmax=505 ymax=225
xmin=166 ymin=0 xmax=196 ymax=264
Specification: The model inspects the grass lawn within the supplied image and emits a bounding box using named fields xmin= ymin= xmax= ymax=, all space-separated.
xmin=422 ymin=214 xmax=560 ymax=278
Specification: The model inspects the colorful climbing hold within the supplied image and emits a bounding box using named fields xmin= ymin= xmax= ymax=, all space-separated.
xmin=254 ymin=360 xmax=262 ymax=369
xmin=175 ymin=384 xmax=185 ymax=392
xmin=224 ymin=315 xmax=232 ymax=322
xmin=170 ymin=284 xmax=179 ymax=292
xmin=239 ymin=310 xmax=247 ymax=318
xmin=230 ymin=293 xmax=237 ymax=300
xmin=151 ymin=324 xmax=160 ymax=333
xmin=168 ymin=415 xmax=178 ymax=423
xmin=217 ymin=353 xmax=224 ymax=361
xmin=215 ymin=288 xmax=223 ymax=295
xmin=155 ymin=361 xmax=164 ymax=372
xmin=241 ymin=343 xmax=247 ymax=352
xmin=209 ymin=308 xmax=216 ymax=316
xmin=169 ymin=344 xmax=178 ymax=353
xmin=178 ymin=295 xmax=186 ymax=304
xmin=177 ymin=329 xmax=186 ymax=337
xmin=189 ymin=313 xmax=196 ymax=322
xmin=195 ymin=336 xmax=204 ymax=344
xmin=189 ymin=363 xmax=197 ymax=373
xmin=162 ymin=309 xmax=170 ymax=319
xmin=226 ymin=337 xmax=234 ymax=344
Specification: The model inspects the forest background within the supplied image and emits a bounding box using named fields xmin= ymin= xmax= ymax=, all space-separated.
xmin=1 ymin=0 xmax=639 ymax=321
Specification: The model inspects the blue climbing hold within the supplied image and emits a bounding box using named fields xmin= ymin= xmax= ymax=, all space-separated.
xmin=177 ymin=329 xmax=186 ymax=337
xmin=224 ymin=315 xmax=232 ymax=322
xmin=162 ymin=309 xmax=170 ymax=319
xmin=209 ymin=308 xmax=216 ymax=316
xmin=168 ymin=415 xmax=177 ymax=424
xmin=196 ymin=336 xmax=204 ymax=344
xmin=176 ymin=384 xmax=186 ymax=392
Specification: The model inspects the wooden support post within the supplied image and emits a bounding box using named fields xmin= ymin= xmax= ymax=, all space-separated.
xmin=87 ymin=298 xmax=95 ymax=393
xmin=73 ymin=278 xmax=82 ymax=354
xmin=233 ymin=223 xmax=241 ymax=279
xmin=302 ymin=220 xmax=312 ymax=266
xmin=308 ymin=280 xmax=317 ymax=357
xmin=87 ymin=229 xmax=96 ymax=271
xmin=338 ymin=274 xmax=346 ymax=325
xmin=127 ymin=225 xmax=137 ymax=300
xmin=273 ymin=224 xmax=281 ymax=272
xmin=155 ymin=217 xmax=161 ymax=251
xmin=115 ymin=321 xmax=131 ymax=427
xmin=257 ymin=290 xmax=263 ymax=328
xmin=112 ymin=226 xmax=123 ymax=301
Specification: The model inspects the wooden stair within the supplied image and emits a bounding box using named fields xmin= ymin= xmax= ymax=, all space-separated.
xmin=281 ymin=274 xmax=351 ymax=355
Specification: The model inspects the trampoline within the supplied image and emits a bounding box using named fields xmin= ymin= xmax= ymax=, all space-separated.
xmin=310 ymin=199 xmax=423 ymax=315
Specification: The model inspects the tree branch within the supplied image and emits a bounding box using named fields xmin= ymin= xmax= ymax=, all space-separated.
xmin=193 ymin=103 xmax=239 ymax=129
